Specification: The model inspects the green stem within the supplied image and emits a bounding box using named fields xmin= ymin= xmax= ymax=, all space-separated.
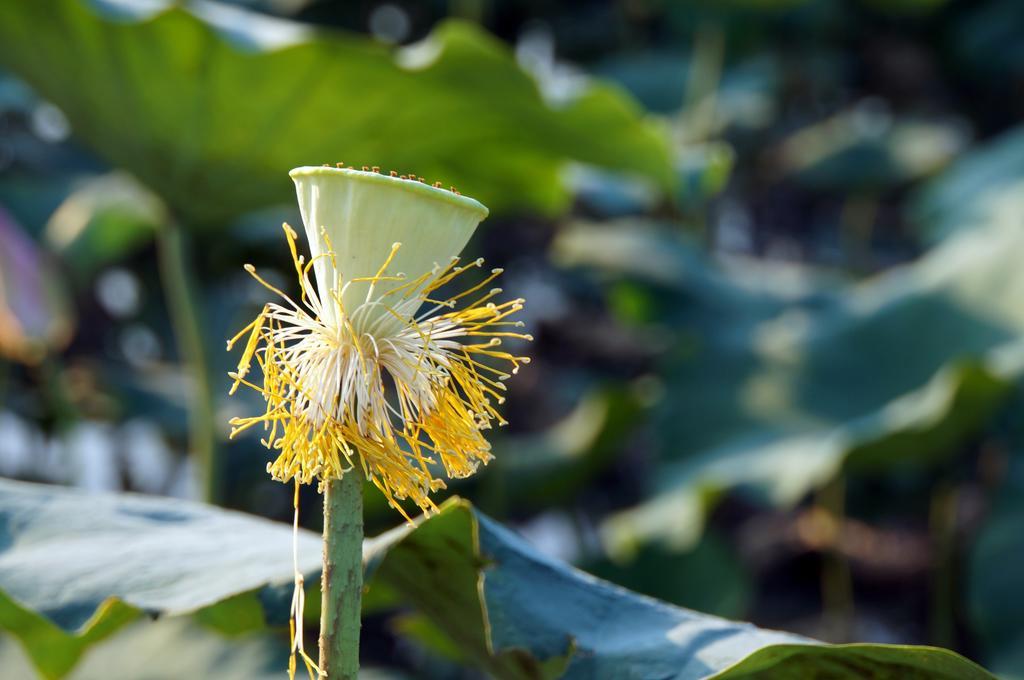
xmin=319 ymin=471 xmax=364 ymax=680
xmin=450 ymin=0 xmax=484 ymax=22
xmin=678 ymin=21 xmax=724 ymax=144
xmin=818 ymin=478 xmax=853 ymax=642
xmin=156 ymin=222 xmax=220 ymax=503
xmin=840 ymin=196 xmax=877 ymax=274
xmin=929 ymin=481 xmax=958 ymax=648
xmin=36 ymin=358 xmax=77 ymax=433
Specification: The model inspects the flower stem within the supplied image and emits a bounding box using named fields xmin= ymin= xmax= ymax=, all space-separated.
xmin=156 ymin=221 xmax=220 ymax=503
xmin=319 ymin=471 xmax=363 ymax=679
xmin=817 ymin=477 xmax=853 ymax=642
xmin=928 ymin=480 xmax=958 ymax=648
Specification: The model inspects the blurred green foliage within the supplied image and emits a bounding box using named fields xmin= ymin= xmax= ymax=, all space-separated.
xmin=0 ymin=0 xmax=671 ymax=222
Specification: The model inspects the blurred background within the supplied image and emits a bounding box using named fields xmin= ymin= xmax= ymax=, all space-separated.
xmin=1 ymin=0 xmax=1024 ymax=677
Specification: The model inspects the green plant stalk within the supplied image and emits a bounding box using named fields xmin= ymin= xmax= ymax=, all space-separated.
xmin=36 ymin=358 xmax=77 ymax=433
xmin=928 ymin=481 xmax=958 ymax=648
xmin=818 ymin=478 xmax=853 ymax=642
xmin=840 ymin=196 xmax=878 ymax=273
xmin=678 ymin=20 xmax=723 ymax=145
xmin=156 ymin=222 xmax=220 ymax=503
xmin=677 ymin=20 xmax=723 ymax=242
xmin=319 ymin=471 xmax=364 ymax=680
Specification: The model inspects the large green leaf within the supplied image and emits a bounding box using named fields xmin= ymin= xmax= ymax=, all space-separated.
xmin=477 ymin=387 xmax=646 ymax=516
xmin=910 ymin=123 xmax=1024 ymax=245
xmin=586 ymin=532 xmax=753 ymax=620
xmin=967 ymin=446 xmax=1024 ymax=680
xmin=0 ymin=619 xmax=289 ymax=680
xmin=43 ymin=172 xmax=164 ymax=279
xmin=0 ymin=0 xmax=672 ymax=224
xmin=951 ymin=0 xmax=1024 ymax=87
xmin=709 ymin=643 xmax=992 ymax=679
xmin=370 ymin=498 xmax=992 ymax=679
xmin=0 ymin=479 xmax=321 ymax=678
xmin=968 ymin=495 xmax=1024 ymax=679
xmin=0 ymin=480 xmax=993 ymax=678
xmin=776 ymin=111 xmax=967 ymax=192
xmin=0 ymin=613 xmax=414 ymax=680
xmin=0 ymin=592 xmax=136 ymax=680
xmin=554 ymin=210 xmax=1024 ymax=555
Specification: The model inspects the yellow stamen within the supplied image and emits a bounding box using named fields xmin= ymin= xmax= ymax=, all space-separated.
xmin=229 ymin=233 xmax=528 ymax=514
